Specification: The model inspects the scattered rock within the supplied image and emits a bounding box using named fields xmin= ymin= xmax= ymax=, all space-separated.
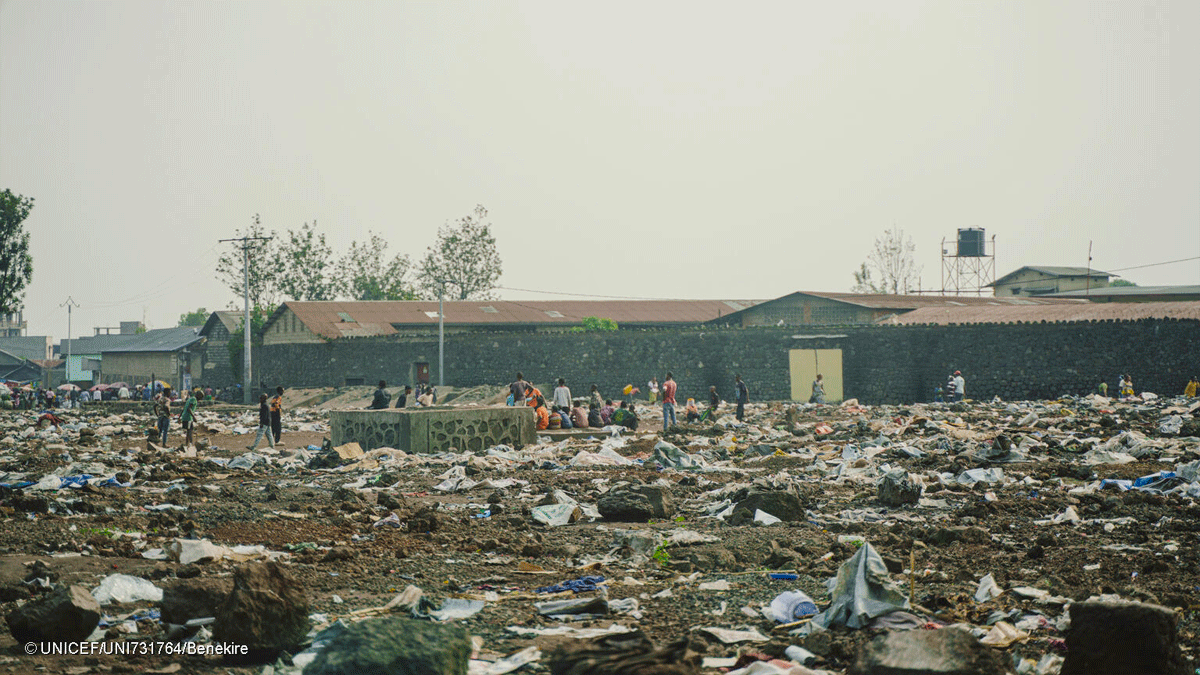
xmin=850 ymin=625 xmax=1007 ymax=675
xmin=6 ymin=585 xmax=101 ymax=644
xmin=213 ymin=562 xmax=310 ymax=663
xmin=598 ymin=486 xmax=675 ymax=521
xmin=877 ymin=470 xmax=922 ymax=506
xmin=1061 ymin=600 xmax=1186 ymax=675
xmin=303 ymin=616 xmax=470 ymax=675
xmin=731 ymin=485 xmax=806 ymax=523
xmin=160 ymin=578 xmax=233 ymax=625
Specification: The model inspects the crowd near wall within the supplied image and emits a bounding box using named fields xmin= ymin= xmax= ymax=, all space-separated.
xmin=246 ymin=319 xmax=1199 ymax=405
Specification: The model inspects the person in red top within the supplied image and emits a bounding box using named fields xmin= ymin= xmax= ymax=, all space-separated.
xmin=661 ymin=372 xmax=678 ymax=430
xmin=534 ymin=395 xmax=550 ymax=430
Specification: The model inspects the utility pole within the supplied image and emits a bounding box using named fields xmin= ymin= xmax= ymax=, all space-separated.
xmin=1086 ymin=241 xmax=1093 ymax=296
xmin=60 ymin=297 xmax=79 ymax=386
xmin=220 ymin=230 xmax=270 ymax=404
xmin=438 ymin=283 xmax=445 ymax=388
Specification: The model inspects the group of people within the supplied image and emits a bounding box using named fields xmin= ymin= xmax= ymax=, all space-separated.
xmin=505 ymin=371 xmax=758 ymax=432
xmin=934 ymin=371 xmax=967 ymax=402
xmin=366 ymin=381 xmax=438 ymax=410
xmin=247 ymin=386 xmax=285 ymax=450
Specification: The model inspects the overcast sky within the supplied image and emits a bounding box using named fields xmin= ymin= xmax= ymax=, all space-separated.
xmin=2 ymin=0 xmax=1197 ymax=339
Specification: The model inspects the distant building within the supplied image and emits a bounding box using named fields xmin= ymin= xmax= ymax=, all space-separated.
xmin=707 ymin=291 xmax=1076 ymax=327
xmin=0 ymin=348 xmax=42 ymax=382
xmin=987 ymin=266 xmax=1115 ymax=297
xmin=878 ymin=300 xmax=1200 ymax=326
xmin=1043 ymin=285 xmax=1200 ymax=303
xmin=261 ymin=300 xmax=764 ymax=345
xmin=0 ymin=312 xmax=27 ymax=337
xmin=0 ymin=335 xmax=53 ymax=362
xmin=98 ymin=327 xmax=205 ymax=389
xmin=197 ymin=311 xmax=242 ymax=388
xmin=58 ymin=334 xmax=143 ymax=383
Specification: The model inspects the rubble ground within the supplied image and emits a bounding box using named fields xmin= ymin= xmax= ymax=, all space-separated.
xmin=0 ymin=389 xmax=1197 ymax=674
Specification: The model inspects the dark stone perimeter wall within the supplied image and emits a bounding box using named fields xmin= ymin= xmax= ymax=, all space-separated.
xmin=257 ymin=319 xmax=1199 ymax=405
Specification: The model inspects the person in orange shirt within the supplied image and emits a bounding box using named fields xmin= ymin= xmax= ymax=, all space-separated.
xmin=534 ymin=395 xmax=550 ymax=430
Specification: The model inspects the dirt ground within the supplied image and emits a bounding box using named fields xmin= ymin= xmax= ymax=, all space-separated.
xmin=0 ymin=391 xmax=1197 ymax=674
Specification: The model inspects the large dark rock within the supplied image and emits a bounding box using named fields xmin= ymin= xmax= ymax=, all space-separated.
xmin=6 ymin=585 xmax=101 ymax=644
xmin=598 ymin=486 xmax=674 ymax=521
xmin=160 ymin=577 xmax=234 ymax=625
xmin=214 ymin=562 xmax=310 ymax=663
xmin=731 ymin=485 xmax=807 ymax=523
xmin=850 ymin=626 xmax=1006 ymax=675
xmin=1061 ymin=601 xmax=1186 ymax=675
xmin=878 ymin=470 xmax=922 ymax=506
xmin=302 ymin=616 xmax=470 ymax=675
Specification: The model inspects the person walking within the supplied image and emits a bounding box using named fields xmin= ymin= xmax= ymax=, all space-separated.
xmin=247 ymin=393 xmax=275 ymax=450
xmin=734 ymin=374 xmax=749 ymax=422
xmin=179 ymin=388 xmax=198 ymax=447
xmin=661 ymin=372 xmax=678 ymax=431
xmin=153 ymin=387 xmax=172 ymax=446
xmin=270 ymin=386 xmax=284 ymax=445
xmin=811 ymin=374 xmax=826 ymax=404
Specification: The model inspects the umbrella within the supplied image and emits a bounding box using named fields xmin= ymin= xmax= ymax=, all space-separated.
xmin=89 ymin=384 xmax=110 ymax=392
xmin=148 ymin=380 xmax=170 ymax=389
xmin=108 ymin=382 xmax=131 ymax=390
xmin=57 ymin=383 xmax=80 ymax=391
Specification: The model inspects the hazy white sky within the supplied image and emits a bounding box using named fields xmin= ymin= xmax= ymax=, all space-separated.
xmin=2 ymin=0 xmax=1197 ymax=339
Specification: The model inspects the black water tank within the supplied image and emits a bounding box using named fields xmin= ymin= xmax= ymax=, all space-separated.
xmin=957 ymin=228 xmax=985 ymax=257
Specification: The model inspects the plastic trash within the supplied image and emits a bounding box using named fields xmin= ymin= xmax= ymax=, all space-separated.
xmin=475 ymin=646 xmax=543 ymax=675
xmin=1157 ymin=416 xmax=1184 ymax=435
xmin=423 ymin=598 xmax=485 ymax=622
xmin=535 ymin=575 xmax=605 ymax=594
xmin=974 ymin=573 xmax=1002 ymax=602
xmin=754 ymin=509 xmax=782 ymax=526
xmin=372 ymin=512 xmax=402 ymax=528
xmin=535 ymin=596 xmax=608 ymax=619
xmin=699 ymin=579 xmax=731 ymax=591
xmin=956 ymin=468 xmax=1005 ymax=485
xmin=768 ymin=590 xmax=819 ymax=622
xmin=1019 ymin=412 xmax=1038 ymax=426
xmin=784 ymin=645 xmax=818 ymax=665
xmin=811 ymin=541 xmax=909 ymax=629
xmin=228 ymin=453 xmax=267 ymax=470
xmin=653 ymin=440 xmax=701 ymax=469
xmin=168 ymin=538 xmax=232 ymax=565
xmin=92 ymin=574 xmax=163 ymax=605
xmin=531 ymin=503 xmax=581 ymax=527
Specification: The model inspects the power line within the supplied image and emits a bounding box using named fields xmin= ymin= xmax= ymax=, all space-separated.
xmin=1106 ymin=256 xmax=1200 ymax=273
xmin=494 ymin=285 xmax=696 ymax=302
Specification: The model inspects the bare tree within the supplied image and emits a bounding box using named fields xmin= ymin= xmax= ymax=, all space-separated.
xmin=851 ymin=227 xmax=922 ymax=294
xmin=417 ymin=205 xmax=502 ymax=300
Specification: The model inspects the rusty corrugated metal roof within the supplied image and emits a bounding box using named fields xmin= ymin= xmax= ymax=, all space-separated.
xmin=880 ymin=301 xmax=1200 ymax=326
xmin=276 ymin=300 xmax=765 ymax=339
xmin=805 ymin=292 xmax=1080 ymax=310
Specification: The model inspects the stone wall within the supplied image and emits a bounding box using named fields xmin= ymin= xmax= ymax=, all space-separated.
xmin=330 ymin=407 xmax=536 ymax=453
xmin=260 ymin=319 xmax=1200 ymax=405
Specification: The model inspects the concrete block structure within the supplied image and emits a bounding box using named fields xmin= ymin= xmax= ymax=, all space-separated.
xmin=330 ymin=406 xmax=536 ymax=454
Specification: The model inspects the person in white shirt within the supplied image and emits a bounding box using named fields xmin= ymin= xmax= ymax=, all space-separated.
xmin=118 ymin=386 xmax=130 ymax=400
xmin=552 ymin=378 xmax=572 ymax=409
xmin=953 ymin=371 xmax=965 ymax=402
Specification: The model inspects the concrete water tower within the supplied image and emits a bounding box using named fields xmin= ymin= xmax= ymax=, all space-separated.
xmin=940 ymin=228 xmax=995 ymax=295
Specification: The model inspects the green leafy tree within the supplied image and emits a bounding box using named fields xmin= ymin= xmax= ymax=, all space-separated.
xmin=851 ymin=227 xmax=921 ymax=294
xmin=339 ymin=232 xmax=417 ymax=301
xmin=418 ymin=205 xmax=503 ymax=300
xmin=227 ymin=305 xmax=270 ymax=383
xmin=178 ymin=308 xmax=208 ymax=327
xmin=215 ymin=214 xmax=282 ymax=309
xmin=581 ymin=316 xmax=618 ymax=331
xmin=0 ymin=189 xmax=34 ymax=314
xmin=1109 ymin=279 xmax=1136 ymax=287
xmin=276 ymin=221 xmax=339 ymax=301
